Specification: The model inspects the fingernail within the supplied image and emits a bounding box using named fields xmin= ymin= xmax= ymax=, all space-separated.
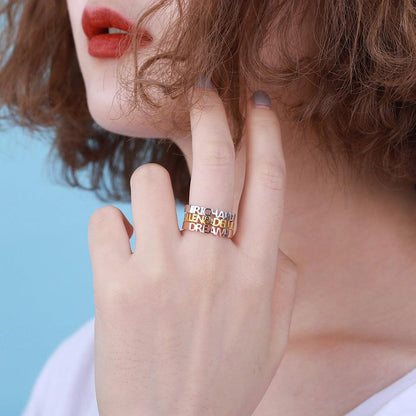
xmin=252 ymin=90 xmax=271 ymax=109
xmin=196 ymin=75 xmax=215 ymax=90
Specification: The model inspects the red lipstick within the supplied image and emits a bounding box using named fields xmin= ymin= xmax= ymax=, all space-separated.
xmin=81 ymin=7 xmax=153 ymax=58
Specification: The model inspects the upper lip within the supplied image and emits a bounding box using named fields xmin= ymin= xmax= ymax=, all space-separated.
xmin=81 ymin=6 xmax=152 ymax=40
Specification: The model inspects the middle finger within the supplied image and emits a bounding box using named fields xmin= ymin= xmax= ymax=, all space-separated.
xmin=186 ymin=76 xmax=236 ymax=235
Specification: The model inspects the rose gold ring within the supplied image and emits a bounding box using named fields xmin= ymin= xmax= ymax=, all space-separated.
xmin=182 ymin=219 xmax=235 ymax=238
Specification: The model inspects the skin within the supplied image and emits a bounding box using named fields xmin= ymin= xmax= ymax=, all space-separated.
xmin=67 ymin=0 xmax=416 ymax=415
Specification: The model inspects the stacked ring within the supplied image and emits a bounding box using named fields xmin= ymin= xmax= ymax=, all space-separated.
xmin=182 ymin=204 xmax=236 ymax=239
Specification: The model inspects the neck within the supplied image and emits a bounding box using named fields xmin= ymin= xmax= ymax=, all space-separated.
xmin=278 ymin=117 xmax=416 ymax=347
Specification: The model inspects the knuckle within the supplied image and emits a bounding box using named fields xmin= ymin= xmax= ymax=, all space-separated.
xmin=89 ymin=205 xmax=121 ymax=229
xmin=255 ymin=114 xmax=281 ymax=135
xmin=189 ymin=256 xmax=217 ymax=284
xmin=256 ymin=161 xmax=286 ymax=191
xmin=199 ymin=139 xmax=235 ymax=166
xmin=186 ymin=252 xmax=226 ymax=292
xmin=130 ymin=163 xmax=168 ymax=188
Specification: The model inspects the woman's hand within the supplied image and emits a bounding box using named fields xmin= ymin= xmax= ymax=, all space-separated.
xmin=88 ymin=83 xmax=298 ymax=416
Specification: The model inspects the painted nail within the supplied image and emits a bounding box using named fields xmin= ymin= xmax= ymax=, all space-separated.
xmin=196 ymin=75 xmax=215 ymax=89
xmin=252 ymin=90 xmax=271 ymax=109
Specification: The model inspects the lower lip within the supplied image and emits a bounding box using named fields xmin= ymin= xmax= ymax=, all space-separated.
xmin=88 ymin=33 xmax=151 ymax=59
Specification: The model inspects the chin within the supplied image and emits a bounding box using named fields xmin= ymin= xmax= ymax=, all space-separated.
xmin=85 ymin=83 xmax=171 ymax=139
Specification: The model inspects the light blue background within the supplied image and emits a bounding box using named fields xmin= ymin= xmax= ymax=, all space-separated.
xmin=0 ymin=124 xmax=185 ymax=416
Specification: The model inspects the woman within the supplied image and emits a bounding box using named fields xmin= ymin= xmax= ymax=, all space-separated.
xmin=1 ymin=0 xmax=416 ymax=415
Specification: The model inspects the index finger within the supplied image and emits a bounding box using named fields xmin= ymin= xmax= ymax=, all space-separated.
xmin=234 ymin=91 xmax=286 ymax=261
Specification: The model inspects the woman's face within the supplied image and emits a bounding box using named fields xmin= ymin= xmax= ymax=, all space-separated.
xmin=66 ymin=0 xmax=178 ymax=139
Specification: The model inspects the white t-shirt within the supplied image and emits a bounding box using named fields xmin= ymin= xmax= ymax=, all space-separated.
xmin=21 ymin=317 xmax=416 ymax=416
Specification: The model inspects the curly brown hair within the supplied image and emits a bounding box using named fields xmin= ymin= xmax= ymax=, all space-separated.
xmin=1 ymin=0 xmax=416 ymax=204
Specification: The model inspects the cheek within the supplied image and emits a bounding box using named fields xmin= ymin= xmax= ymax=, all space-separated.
xmin=66 ymin=0 xmax=85 ymax=33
